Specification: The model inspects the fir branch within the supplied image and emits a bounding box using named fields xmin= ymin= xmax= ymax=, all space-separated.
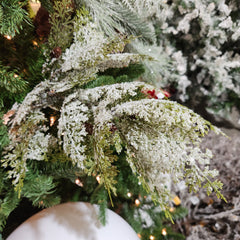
xmin=0 ymin=0 xmax=30 ymax=37
xmin=0 ymin=63 xmax=28 ymax=110
xmin=90 ymin=186 xmax=108 ymax=225
xmin=0 ymin=169 xmax=20 ymax=231
xmin=38 ymin=0 xmax=54 ymax=13
xmin=75 ymin=0 xmax=156 ymax=42
xmin=22 ymin=172 xmax=61 ymax=208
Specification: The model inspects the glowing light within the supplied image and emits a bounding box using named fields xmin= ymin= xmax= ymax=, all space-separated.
xmin=127 ymin=192 xmax=132 ymax=197
xmin=96 ymin=175 xmax=101 ymax=183
xmin=50 ymin=116 xmax=56 ymax=127
xmin=75 ymin=178 xmax=83 ymax=187
xmin=137 ymin=233 xmax=141 ymax=238
xmin=172 ymin=196 xmax=181 ymax=206
xmin=4 ymin=35 xmax=12 ymax=40
xmin=161 ymin=228 xmax=167 ymax=236
xmin=149 ymin=235 xmax=155 ymax=240
xmin=13 ymin=74 xmax=18 ymax=78
xmin=169 ymin=207 xmax=175 ymax=212
xmin=32 ymin=40 xmax=38 ymax=46
xmin=135 ymin=199 xmax=141 ymax=207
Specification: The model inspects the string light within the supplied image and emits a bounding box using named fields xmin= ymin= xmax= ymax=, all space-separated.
xmin=137 ymin=233 xmax=141 ymax=238
xmin=13 ymin=74 xmax=18 ymax=78
xmin=75 ymin=178 xmax=83 ymax=187
xmin=4 ymin=35 xmax=12 ymax=40
xmin=50 ymin=115 xmax=56 ymax=127
xmin=96 ymin=175 xmax=101 ymax=184
xmin=149 ymin=235 xmax=155 ymax=240
xmin=32 ymin=40 xmax=38 ymax=46
xmin=161 ymin=228 xmax=167 ymax=236
xmin=135 ymin=199 xmax=141 ymax=207
xmin=169 ymin=207 xmax=175 ymax=212
xmin=127 ymin=192 xmax=132 ymax=197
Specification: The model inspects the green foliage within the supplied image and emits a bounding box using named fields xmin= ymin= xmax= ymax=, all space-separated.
xmin=84 ymin=64 xmax=145 ymax=89
xmin=87 ymin=125 xmax=119 ymax=205
xmin=0 ymin=16 xmax=46 ymax=110
xmin=28 ymin=155 xmax=82 ymax=179
xmin=0 ymin=0 xmax=30 ymax=37
xmin=100 ymin=63 xmax=145 ymax=79
xmin=47 ymin=0 xmax=74 ymax=53
xmin=0 ymin=115 xmax=9 ymax=153
xmin=1 ymin=111 xmax=47 ymax=196
xmin=39 ymin=0 xmax=54 ymax=13
xmin=0 ymin=63 xmax=28 ymax=110
xmin=0 ymin=168 xmax=20 ymax=231
xmin=22 ymin=172 xmax=61 ymax=208
xmin=90 ymin=186 xmax=108 ymax=225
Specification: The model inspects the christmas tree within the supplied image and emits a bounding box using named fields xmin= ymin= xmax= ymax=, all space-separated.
xmin=0 ymin=1 xmax=227 ymax=239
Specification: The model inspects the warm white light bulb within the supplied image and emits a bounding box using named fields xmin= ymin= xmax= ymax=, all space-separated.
xmin=135 ymin=199 xmax=140 ymax=206
xmin=127 ymin=192 xmax=132 ymax=197
xmin=149 ymin=235 xmax=155 ymax=240
xmin=32 ymin=40 xmax=38 ymax=46
xmin=50 ymin=116 xmax=56 ymax=126
xmin=169 ymin=207 xmax=175 ymax=212
xmin=96 ymin=175 xmax=101 ymax=183
xmin=5 ymin=35 xmax=12 ymax=40
xmin=161 ymin=228 xmax=167 ymax=236
xmin=75 ymin=178 xmax=83 ymax=187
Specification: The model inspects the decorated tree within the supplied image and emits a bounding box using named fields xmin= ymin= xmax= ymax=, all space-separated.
xmin=0 ymin=0 xmax=227 ymax=239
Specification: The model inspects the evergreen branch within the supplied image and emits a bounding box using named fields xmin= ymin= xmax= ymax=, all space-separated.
xmin=76 ymin=0 xmax=156 ymax=42
xmin=47 ymin=0 xmax=74 ymax=52
xmin=0 ymin=169 xmax=20 ymax=231
xmin=0 ymin=63 xmax=28 ymax=110
xmin=0 ymin=64 xmax=28 ymax=93
xmin=0 ymin=115 xmax=9 ymax=153
xmin=38 ymin=0 xmax=54 ymax=13
xmin=92 ymin=124 xmax=119 ymax=206
xmin=0 ymin=0 xmax=30 ymax=37
xmin=22 ymin=172 xmax=61 ymax=208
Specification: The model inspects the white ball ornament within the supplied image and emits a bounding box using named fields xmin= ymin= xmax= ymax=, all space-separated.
xmin=7 ymin=202 xmax=140 ymax=240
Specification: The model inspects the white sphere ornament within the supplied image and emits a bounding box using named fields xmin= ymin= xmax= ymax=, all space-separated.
xmin=7 ymin=202 xmax=140 ymax=240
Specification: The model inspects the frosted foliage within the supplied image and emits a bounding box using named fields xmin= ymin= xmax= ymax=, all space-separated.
xmin=110 ymin=99 xmax=221 ymax=203
xmin=57 ymin=82 xmax=146 ymax=169
xmin=98 ymin=53 xmax=142 ymax=72
xmin=122 ymin=0 xmax=165 ymax=18
xmin=57 ymin=82 xmax=221 ymax=201
xmin=2 ymin=111 xmax=48 ymax=187
xmin=61 ymin=19 xmax=107 ymax=72
xmin=58 ymin=94 xmax=89 ymax=169
xmin=26 ymin=131 xmax=50 ymax=161
xmin=146 ymin=0 xmax=240 ymax=115
xmin=130 ymin=39 xmax=190 ymax=101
